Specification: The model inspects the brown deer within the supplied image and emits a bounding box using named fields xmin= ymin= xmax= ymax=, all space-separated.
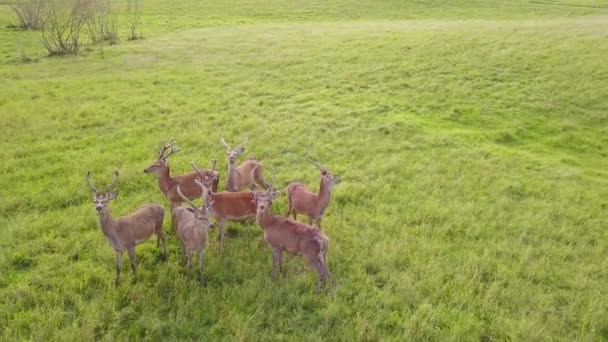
xmin=220 ymin=136 xmax=269 ymax=191
xmin=286 ymin=159 xmax=341 ymax=229
xmin=252 ymin=168 xmax=332 ymax=294
xmin=144 ymin=139 xmax=219 ymax=207
xmin=86 ymin=171 xmax=167 ymax=287
xmin=192 ymin=161 xmax=257 ymax=254
xmin=172 ymin=185 xmax=215 ymax=286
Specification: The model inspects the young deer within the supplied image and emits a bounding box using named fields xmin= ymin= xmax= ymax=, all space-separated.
xmin=221 ymin=136 xmax=269 ymax=192
xmin=172 ymin=185 xmax=214 ymax=286
xmin=192 ymin=161 xmax=257 ymax=254
xmin=86 ymin=171 xmax=167 ymax=287
xmin=253 ymin=169 xmax=332 ymax=294
xmin=144 ymin=139 xmax=219 ymax=207
xmin=286 ymin=159 xmax=341 ymax=229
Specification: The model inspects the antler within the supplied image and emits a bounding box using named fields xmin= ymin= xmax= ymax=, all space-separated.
xmin=211 ymin=159 xmax=217 ymax=174
xmin=158 ymin=138 xmax=180 ymax=160
xmin=176 ymin=185 xmax=198 ymax=210
xmin=235 ymin=136 xmax=248 ymax=151
xmin=308 ymin=158 xmax=328 ymax=172
xmin=106 ymin=170 xmax=120 ymax=192
xmin=191 ymin=161 xmax=203 ymax=175
xmin=220 ymin=137 xmax=230 ymax=151
xmin=85 ymin=171 xmax=99 ymax=193
xmin=269 ymin=165 xmax=276 ymax=189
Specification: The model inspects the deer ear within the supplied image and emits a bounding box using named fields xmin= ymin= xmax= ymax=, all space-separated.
xmin=237 ymin=147 xmax=245 ymax=155
xmin=271 ymin=191 xmax=281 ymax=199
xmin=110 ymin=191 xmax=118 ymax=200
xmin=204 ymin=201 xmax=214 ymax=211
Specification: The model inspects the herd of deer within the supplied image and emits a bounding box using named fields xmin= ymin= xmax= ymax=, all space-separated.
xmin=85 ymin=137 xmax=341 ymax=294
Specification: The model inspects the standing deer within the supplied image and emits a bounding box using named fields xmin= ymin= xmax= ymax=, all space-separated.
xmin=286 ymin=159 xmax=341 ymax=229
xmin=172 ymin=185 xmax=214 ymax=286
xmin=192 ymin=161 xmax=257 ymax=254
xmin=86 ymin=171 xmax=167 ymax=287
xmin=252 ymin=168 xmax=332 ymax=294
xmin=144 ymin=139 xmax=219 ymax=207
xmin=220 ymin=136 xmax=269 ymax=191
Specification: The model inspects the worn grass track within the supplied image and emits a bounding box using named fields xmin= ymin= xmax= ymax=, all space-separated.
xmin=1 ymin=0 xmax=607 ymax=340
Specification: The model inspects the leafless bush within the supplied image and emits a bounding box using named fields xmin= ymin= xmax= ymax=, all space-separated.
xmin=9 ymin=0 xmax=44 ymax=30
xmin=127 ymin=0 xmax=143 ymax=40
xmin=40 ymin=0 xmax=94 ymax=56
xmin=86 ymin=0 xmax=118 ymax=55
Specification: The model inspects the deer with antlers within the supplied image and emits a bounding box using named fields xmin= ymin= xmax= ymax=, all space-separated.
xmin=252 ymin=167 xmax=332 ymax=294
xmin=86 ymin=171 xmax=167 ymax=287
xmin=192 ymin=160 xmax=257 ymax=254
xmin=144 ymin=139 xmax=219 ymax=207
xmin=286 ymin=159 xmax=341 ymax=229
xmin=220 ymin=137 xmax=269 ymax=192
xmin=172 ymin=185 xmax=215 ymax=286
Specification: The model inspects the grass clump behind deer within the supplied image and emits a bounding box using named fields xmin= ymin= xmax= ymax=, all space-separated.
xmin=86 ymin=171 xmax=166 ymax=287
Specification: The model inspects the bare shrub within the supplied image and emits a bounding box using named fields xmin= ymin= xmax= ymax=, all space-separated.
xmin=9 ymin=0 xmax=44 ymax=30
xmin=86 ymin=0 xmax=119 ymax=55
xmin=40 ymin=0 xmax=94 ymax=56
xmin=127 ymin=0 xmax=143 ymax=40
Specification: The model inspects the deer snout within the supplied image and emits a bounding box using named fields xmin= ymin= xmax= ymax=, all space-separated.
xmin=209 ymin=223 xmax=215 ymax=230
xmin=95 ymin=205 xmax=104 ymax=212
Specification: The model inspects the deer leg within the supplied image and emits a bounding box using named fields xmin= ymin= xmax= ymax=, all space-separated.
xmin=278 ymin=250 xmax=284 ymax=273
xmin=307 ymin=257 xmax=325 ymax=294
xmin=318 ymin=253 xmax=332 ymax=291
xmin=271 ymin=248 xmax=281 ymax=280
xmin=127 ymin=247 xmax=138 ymax=283
xmin=199 ymin=249 xmax=206 ymax=287
xmin=316 ymin=217 xmax=322 ymax=229
xmin=293 ymin=210 xmax=297 ymax=221
xmin=115 ymin=251 xmax=123 ymax=288
xmin=218 ymin=221 xmax=226 ymax=255
xmin=307 ymin=216 xmax=313 ymax=225
xmin=187 ymin=251 xmax=192 ymax=274
xmin=157 ymin=231 xmax=167 ymax=258
xmin=179 ymin=241 xmax=186 ymax=266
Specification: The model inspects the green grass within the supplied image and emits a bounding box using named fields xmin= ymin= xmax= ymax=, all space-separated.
xmin=1 ymin=0 xmax=608 ymax=340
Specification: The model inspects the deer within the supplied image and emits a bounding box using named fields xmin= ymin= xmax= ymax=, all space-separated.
xmin=191 ymin=160 xmax=257 ymax=254
xmin=252 ymin=167 xmax=332 ymax=294
xmin=144 ymin=139 xmax=219 ymax=207
xmin=220 ymin=136 xmax=269 ymax=192
xmin=286 ymin=159 xmax=341 ymax=229
xmin=86 ymin=171 xmax=167 ymax=287
xmin=172 ymin=185 xmax=215 ymax=286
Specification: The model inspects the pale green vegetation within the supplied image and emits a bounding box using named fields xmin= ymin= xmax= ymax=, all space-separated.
xmin=1 ymin=0 xmax=607 ymax=340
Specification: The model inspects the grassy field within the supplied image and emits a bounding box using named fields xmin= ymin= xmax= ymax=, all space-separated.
xmin=1 ymin=0 xmax=608 ymax=340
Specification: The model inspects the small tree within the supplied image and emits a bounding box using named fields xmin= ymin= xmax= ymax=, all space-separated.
xmin=86 ymin=0 xmax=119 ymax=56
xmin=40 ymin=0 xmax=93 ymax=56
xmin=9 ymin=0 xmax=44 ymax=30
xmin=127 ymin=0 xmax=143 ymax=40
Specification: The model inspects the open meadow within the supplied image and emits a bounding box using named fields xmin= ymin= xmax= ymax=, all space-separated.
xmin=1 ymin=0 xmax=608 ymax=340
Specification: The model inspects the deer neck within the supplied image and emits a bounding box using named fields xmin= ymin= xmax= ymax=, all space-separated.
xmin=98 ymin=209 xmax=119 ymax=238
xmin=318 ymin=178 xmax=332 ymax=208
xmin=227 ymin=162 xmax=237 ymax=188
xmin=157 ymin=166 xmax=173 ymax=193
xmin=256 ymin=208 xmax=276 ymax=229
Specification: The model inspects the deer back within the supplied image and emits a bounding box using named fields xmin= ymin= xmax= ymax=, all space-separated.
xmin=116 ymin=204 xmax=164 ymax=245
xmin=172 ymin=206 xmax=209 ymax=251
xmin=259 ymin=214 xmax=328 ymax=256
xmin=210 ymin=191 xmax=256 ymax=220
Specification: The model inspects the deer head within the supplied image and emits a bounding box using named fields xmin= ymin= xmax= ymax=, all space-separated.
xmin=221 ymin=137 xmax=248 ymax=165
xmin=176 ymin=185 xmax=215 ymax=229
xmin=252 ymin=166 xmax=279 ymax=214
xmin=144 ymin=139 xmax=181 ymax=174
xmin=192 ymin=160 xmax=217 ymax=198
xmin=309 ymin=159 xmax=341 ymax=189
xmin=86 ymin=171 xmax=119 ymax=214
